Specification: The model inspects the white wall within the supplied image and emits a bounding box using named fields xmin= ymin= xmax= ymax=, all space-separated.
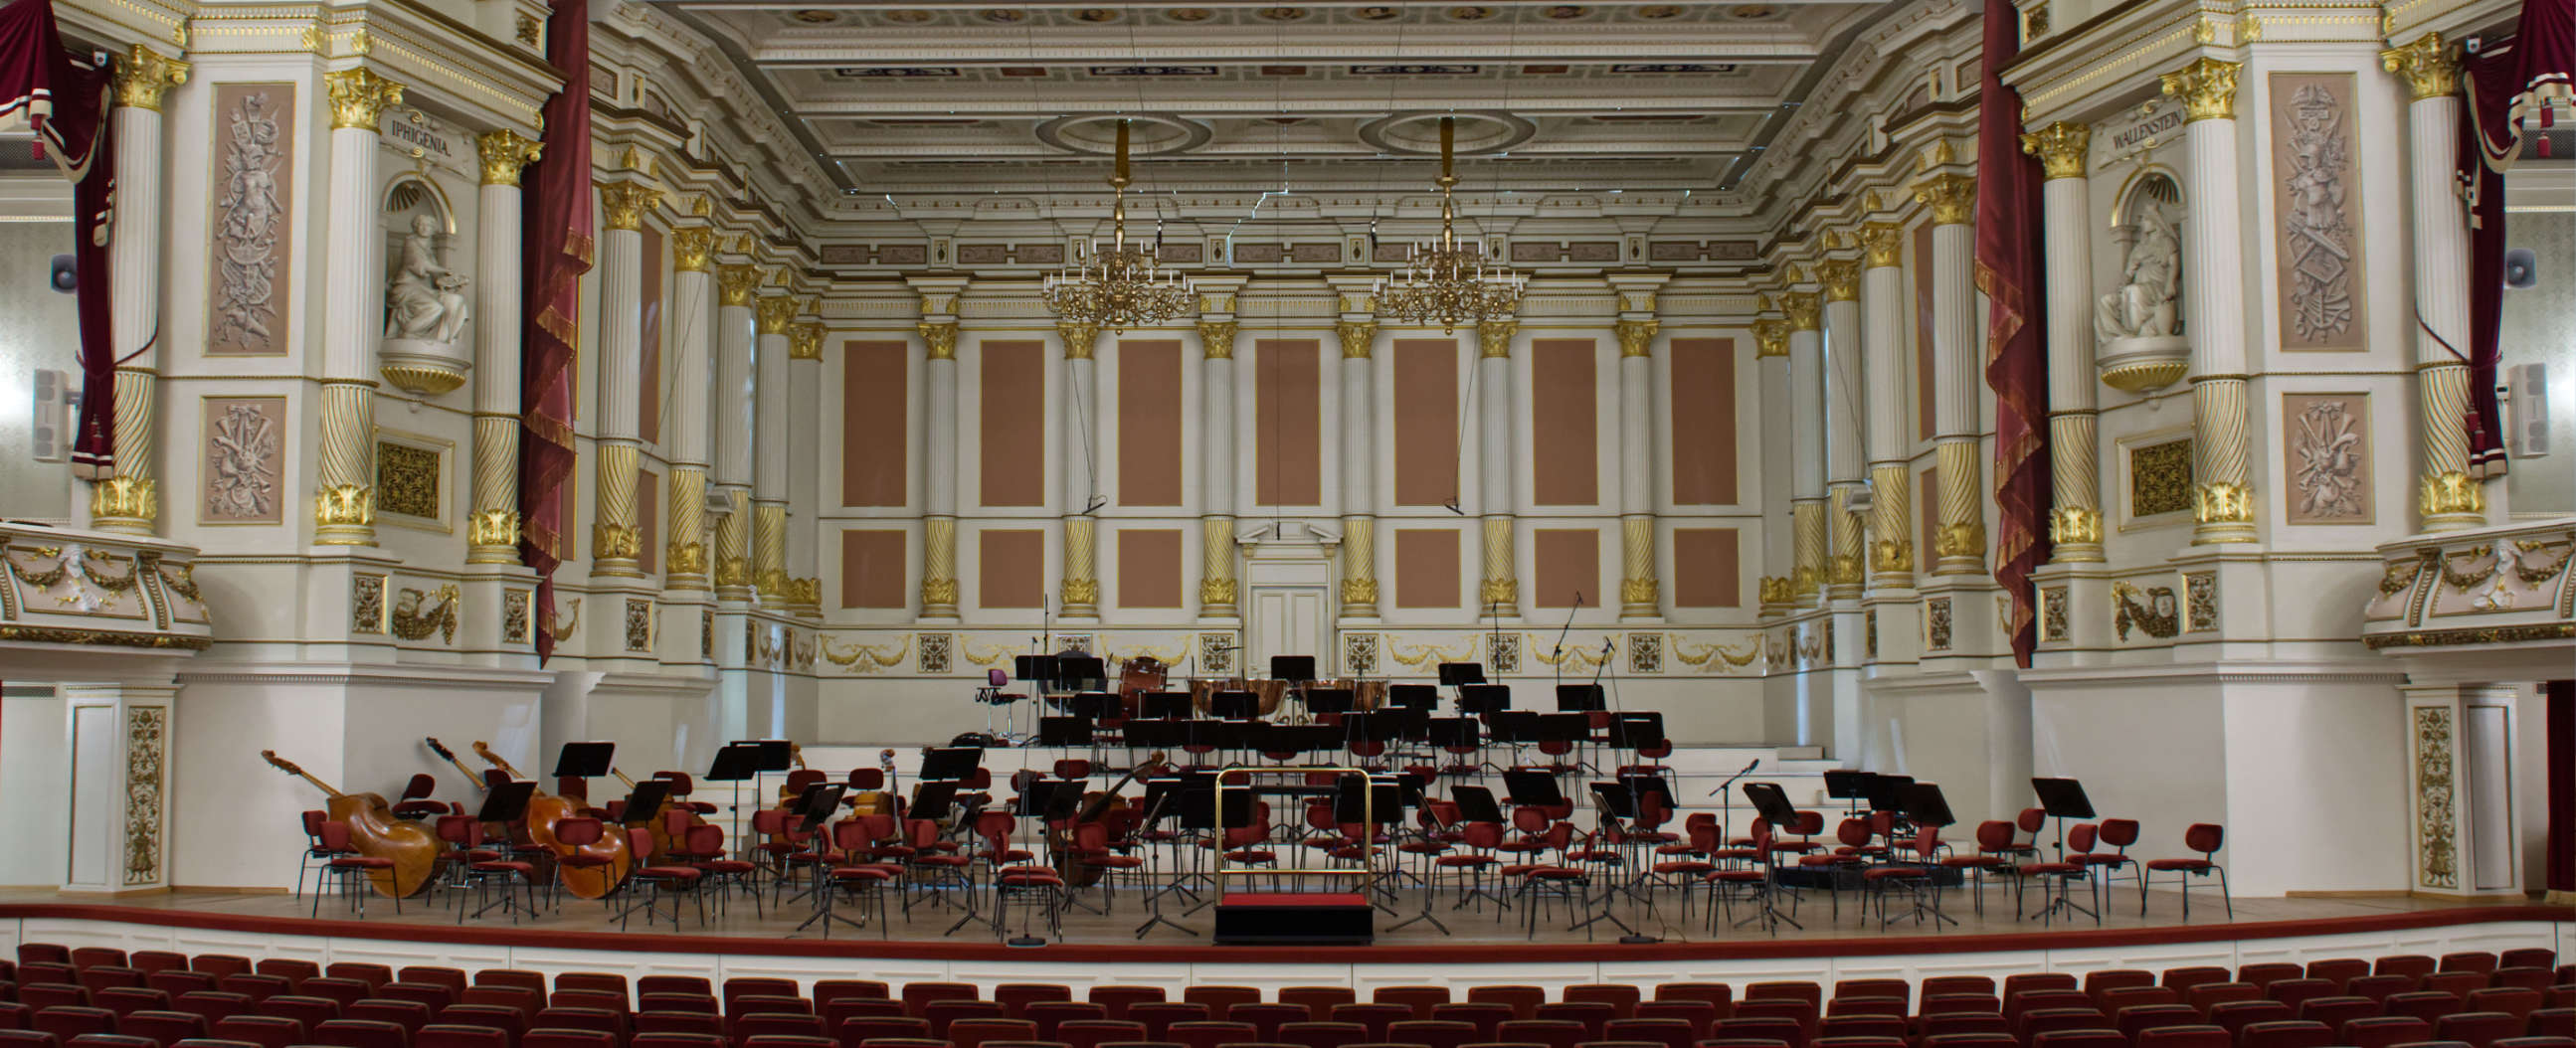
xmin=0 ymin=686 xmax=69 ymax=886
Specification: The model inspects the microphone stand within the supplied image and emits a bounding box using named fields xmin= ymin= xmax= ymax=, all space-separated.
xmin=1551 ymin=592 xmax=1581 ymax=698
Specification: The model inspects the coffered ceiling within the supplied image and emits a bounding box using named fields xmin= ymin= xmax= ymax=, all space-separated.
xmin=650 ymin=1 xmax=1892 ymax=199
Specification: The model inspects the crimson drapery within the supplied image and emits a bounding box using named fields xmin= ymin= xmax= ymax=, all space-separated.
xmin=2548 ymin=679 xmax=2572 ymax=898
xmin=1974 ymin=0 xmax=2051 ymax=668
xmin=2457 ymin=0 xmax=2572 ymax=478
xmin=517 ymin=0 xmax=593 ymax=663
xmin=0 ymin=0 xmax=114 ymax=479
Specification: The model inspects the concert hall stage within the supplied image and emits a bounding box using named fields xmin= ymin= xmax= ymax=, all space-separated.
xmin=2 ymin=890 xmax=2560 ymax=983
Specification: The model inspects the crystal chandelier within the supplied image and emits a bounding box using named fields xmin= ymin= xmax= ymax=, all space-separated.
xmin=1042 ymin=119 xmax=1194 ymax=331
xmin=1375 ymin=115 xmax=1524 ymax=332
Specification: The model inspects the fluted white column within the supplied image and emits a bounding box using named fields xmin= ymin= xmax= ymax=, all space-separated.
xmin=1333 ymin=316 xmax=1376 ymax=617
xmin=468 ymin=131 xmax=536 ymax=563
xmin=1855 ymin=227 xmax=1915 ymax=591
xmin=915 ymin=279 xmax=964 ymax=617
xmin=1916 ymin=174 xmax=1986 ymax=573
xmin=787 ymin=317 xmax=824 ymax=615
xmin=2025 ymin=124 xmax=2105 ymax=562
xmin=753 ymin=292 xmax=795 ymax=608
xmin=1057 ymin=321 xmax=1102 ymax=618
xmin=660 ymin=228 xmax=715 ymax=589
xmin=1785 ymin=292 xmax=1826 ymax=603
xmin=712 ymin=264 xmax=759 ymax=602
xmin=1199 ymin=319 xmax=1239 ymax=618
xmin=1754 ymin=318 xmax=1794 ymax=614
xmin=2384 ymin=35 xmax=2487 ymax=531
xmin=2162 ymin=59 xmax=2259 ymax=545
xmin=315 ymin=69 xmax=403 ymax=546
xmin=591 ymin=182 xmax=657 ymax=579
xmin=1476 ymin=318 xmax=1521 ymax=617
xmin=89 ymin=46 xmax=187 ymax=534
xmin=1819 ymin=261 xmax=1867 ymax=600
xmin=1616 ymin=316 xmax=1659 ymax=617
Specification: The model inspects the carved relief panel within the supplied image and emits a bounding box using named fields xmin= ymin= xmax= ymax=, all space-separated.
xmin=200 ymin=396 xmax=285 ymax=524
xmin=2283 ymin=392 xmax=2373 ymax=524
xmin=2270 ymin=73 xmax=2367 ymax=351
xmin=207 ymin=85 xmax=294 ymax=356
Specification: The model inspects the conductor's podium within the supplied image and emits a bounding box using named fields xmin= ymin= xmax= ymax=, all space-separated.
xmin=1211 ymin=891 xmax=1375 ymax=945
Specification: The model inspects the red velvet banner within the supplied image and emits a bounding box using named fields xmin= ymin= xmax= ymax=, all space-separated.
xmin=517 ymin=0 xmax=594 ymax=662
xmin=1973 ymin=0 xmax=2051 ymax=667
xmin=0 ymin=0 xmax=114 ymax=479
xmin=2458 ymin=0 xmax=2571 ymax=479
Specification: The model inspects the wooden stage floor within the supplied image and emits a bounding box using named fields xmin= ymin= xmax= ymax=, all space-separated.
xmin=3 ymin=883 xmax=2563 ymax=962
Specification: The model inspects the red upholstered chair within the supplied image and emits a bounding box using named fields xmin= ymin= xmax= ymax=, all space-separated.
xmin=2302 ymin=960 xmax=2370 ymax=990
xmin=990 ymin=988 xmax=1068 ymax=1021
xmin=1561 ymin=990 xmax=1635 ymax=1022
xmin=1124 ymin=1005 xmax=1208 ymax=1042
xmin=1920 ymin=978 xmax=1996 ymax=1001
xmin=1815 ymin=1016 xmax=1903 ymax=1042
xmin=1020 ymin=1005 xmax=1106 ymax=1040
xmin=2262 ymin=980 xmax=2334 ymax=1013
xmin=835 ymin=1018 xmax=931 ymax=1048
xmin=2184 ymin=984 xmax=2260 ymax=1017
xmin=622 ymin=826 xmax=707 ymax=929
xmin=1275 ymin=1023 xmax=1363 ymax=1048
xmin=311 ymin=1018 xmax=410 ymax=1048
xmin=170 ymin=994 xmax=249 ymax=1026
xmin=1277 ymin=993 xmax=1353 ymax=1019
xmin=2336 ymin=1016 xmax=2433 ymax=1048
xmin=1432 ymin=1005 xmax=1517 ymax=1041
xmin=1917 ymin=1014 xmax=2010 ymax=1043
xmin=1919 ymin=1035 xmax=2015 ymax=1048
xmin=1058 ymin=1021 xmax=1148 ymax=1048
xmin=2445 ymin=953 xmax=2504 ymax=974
xmin=461 ymin=984 xmax=542 ymax=1017
xmin=645 ymin=997 xmax=722 ymax=1017
xmin=1596 ymin=1018 xmax=1689 ymax=1048
xmin=343 ymin=1000 xmax=431 ymax=1034
xmin=1493 ymin=1020 xmax=1582 ymax=1048
xmin=1084 ymin=993 xmax=1165 ymax=1026
xmin=2029 ymin=1030 xmax=2124 ymax=1048
xmin=2424 ymin=971 xmax=2493 ymax=999
xmin=1229 ymin=1006 xmax=1309 ymax=1042
xmin=2132 ymin=1025 xmax=2229 ymax=1048
xmin=2293 ymin=997 xmax=2374 ymax=1032
xmin=118 ymin=1011 xmax=206 ymax=1046
xmin=142 ymin=973 xmax=213 ymax=1000
xmin=2081 ymin=971 xmax=2154 ymax=1007
xmin=2466 ymin=988 xmax=2545 ymax=1024
xmin=414 ymin=1025 xmax=507 ymax=1048
xmin=2439 ymin=1010 xmax=2525 ymax=1048
xmin=2533 ymin=1009 xmax=2576 ymax=1037
xmin=1327 ymin=1006 xmax=1407 ymax=1042
xmin=1710 ymin=1016 xmax=1806 ymax=1048
xmin=2342 ymin=975 xmax=2418 ymax=1004
xmin=2375 ymin=957 xmax=2439 ymax=979
xmin=211 ymin=1017 xmax=301 ymax=1048
xmin=948 ymin=1019 xmax=1038 ymax=1048
xmin=2235 ymin=965 xmax=2302 ymax=991
xmin=524 ymin=1032 xmax=620 ymax=1048
xmin=2005 ymin=991 xmax=2092 ymax=1027
xmin=639 ymin=979 xmax=714 ymax=1000
xmin=1631 ymin=1002 xmax=1712 ymax=1041
xmin=2014 ymin=1009 xmax=2111 ymax=1043
xmin=552 ymin=990 xmax=630 ymax=1016
xmin=92 ymin=990 xmax=168 ymax=1018
xmin=2498 ymin=968 xmax=2559 ymax=991
xmin=2236 ymin=1020 xmax=2331 ymax=1048
xmin=2205 ymin=1000 xmax=2291 ymax=1043
xmin=1921 ymin=997 xmax=2004 ymax=1020
xmin=1652 ymin=985 xmax=1729 ymax=1022
xmin=2099 ymin=987 xmax=2181 ymax=1014
xmin=381 ymin=986 xmax=457 ymax=1014
xmin=73 ymin=971 xmax=138 ymax=996
xmin=1744 ymin=985 xmax=1821 ymax=1009
xmin=2114 ymin=1004 xmax=2202 ymax=1040
xmin=923 ymin=1002 xmax=1007 ymax=1039
xmin=2385 ymin=991 xmax=2466 ymax=1023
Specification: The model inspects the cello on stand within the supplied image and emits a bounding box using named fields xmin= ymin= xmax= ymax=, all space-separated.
xmin=262 ymin=751 xmax=439 ymax=898
xmin=471 ymin=742 xmax=635 ymax=899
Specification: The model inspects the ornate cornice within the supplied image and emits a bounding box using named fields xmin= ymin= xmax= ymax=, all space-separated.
xmin=2381 ymin=33 xmax=2459 ymax=100
xmin=323 ymin=68 xmax=403 ymax=131
xmin=717 ymin=264 xmax=761 ymax=308
xmin=1860 ymin=222 xmax=1905 ymax=268
xmin=2020 ymin=121 xmax=2091 ymax=181
xmin=598 ymin=181 xmax=662 ymax=233
xmin=110 ymin=45 xmax=188 ymax=112
xmin=2161 ymin=58 xmax=2242 ymax=123
xmin=1913 ymin=173 xmax=1976 ymax=226
xmin=476 ymin=128 xmax=540 ymax=188
xmin=670 ymin=227 xmax=715 ymax=272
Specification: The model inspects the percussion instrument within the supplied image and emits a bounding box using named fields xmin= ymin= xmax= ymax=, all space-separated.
xmin=262 ymin=750 xmax=438 ymax=898
xmin=1118 ymin=656 xmax=1169 ymax=715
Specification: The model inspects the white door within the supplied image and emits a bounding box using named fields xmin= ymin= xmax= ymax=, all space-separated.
xmin=1247 ymin=584 xmax=1329 ymax=675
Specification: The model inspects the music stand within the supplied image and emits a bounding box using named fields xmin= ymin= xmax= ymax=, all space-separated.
xmin=1606 ymin=712 xmax=1664 ymax=750
xmin=1388 ymin=684 xmax=1437 ymax=711
xmin=1885 ymin=782 xmax=1960 ymax=929
xmin=1736 ymin=782 xmax=1805 ymax=932
xmin=705 ymin=744 xmax=762 ymax=841
xmin=551 ymin=742 xmax=616 ymax=780
xmin=1900 ymin=783 xmax=1954 ymax=827
xmin=1142 ymin=692 xmax=1194 ymax=720
xmin=919 ymin=747 xmax=984 ymax=783
xmin=2028 ymin=777 xmax=2100 ymax=924
xmin=1452 ymin=786 xmax=1505 ymax=824
xmin=1068 ymin=692 xmax=1120 ymax=721
xmin=1057 ymin=656 xmax=1107 ymax=694
xmin=1016 ymin=779 xmax=1061 ymax=818
xmin=1555 ymin=684 xmax=1606 ymax=712
xmin=1015 ymin=654 xmax=1060 ymax=693
xmin=1458 ymin=683 xmax=1511 ymax=714
xmin=1863 ymin=774 xmax=1916 ymax=815
xmin=1502 ymin=769 xmax=1566 ymax=809
xmin=910 ymin=782 xmax=961 ymax=822
xmin=1037 ymin=716 xmax=1094 ymax=748
xmin=1209 ymin=690 xmax=1260 ymax=721
xmin=468 ymin=781 xmax=540 ymax=920
xmin=1823 ymin=770 xmax=1872 ymax=816
xmin=1436 ymin=662 xmax=1485 ymax=686
xmin=1269 ymin=655 xmax=1316 ymax=683
xmin=618 ymin=780 xmax=670 ymax=825
xmin=1425 ymin=717 xmax=1479 ymax=751
xmin=1305 ymin=688 xmax=1355 ymax=718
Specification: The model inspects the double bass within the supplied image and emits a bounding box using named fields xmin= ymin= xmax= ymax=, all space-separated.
xmin=471 ymin=741 xmax=634 ymax=899
xmin=262 ymin=751 xmax=439 ymax=898
xmin=612 ymin=766 xmax=694 ymax=862
xmin=1047 ymin=751 xmax=1166 ymax=886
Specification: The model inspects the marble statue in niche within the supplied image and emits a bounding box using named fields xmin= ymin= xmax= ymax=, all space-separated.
xmin=2096 ymin=203 xmax=2181 ymax=343
xmin=384 ymin=212 xmax=470 ymax=343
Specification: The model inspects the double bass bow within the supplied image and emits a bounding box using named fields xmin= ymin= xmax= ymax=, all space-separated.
xmin=471 ymin=742 xmax=634 ymax=899
xmin=1048 ymin=751 xmax=1167 ymax=886
xmin=262 ymin=751 xmax=439 ymax=898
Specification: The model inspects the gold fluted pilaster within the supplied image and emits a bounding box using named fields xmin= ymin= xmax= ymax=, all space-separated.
xmin=1753 ymin=318 xmax=1790 ymax=358
xmin=323 ymin=68 xmax=403 ymax=130
xmin=753 ymin=502 xmax=789 ymax=608
xmin=2382 ymin=33 xmax=2460 ymax=99
xmin=670 ymin=227 xmax=714 ymax=272
xmin=110 ymin=45 xmax=187 ymax=112
xmin=2190 ymin=377 xmax=2259 ymax=543
xmin=2047 ymin=412 xmax=2106 ymax=561
xmin=1827 ymin=485 xmax=1866 ymax=597
xmin=1817 ymin=259 xmax=1861 ymax=302
xmin=1790 ymin=499 xmax=1826 ymax=599
xmin=1932 ymin=439 xmax=1986 ymax=572
xmin=2417 ymin=364 xmax=2486 ymax=528
xmin=664 ymin=467 xmax=708 ymax=590
xmin=1062 ymin=516 xmax=1099 ymax=614
xmin=1867 ymin=463 xmax=1915 ymax=587
xmin=592 ymin=441 xmax=644 ymax=577
xmin=713 ymin=495 xmax=752 ymax=599
xmin=1200 ymin=515 xmax=1238 ymax=615
xmin=1913 ymin=174 xmax=1976 ymax=226
xmin=314 ymin=380 xmax=375 ymax=545
xmin=1057 ymin=320 xmax=1101 ymax=360
xmin=2020 ymin=121 xmax=2092 ymax=181
xmin=1614 ymin=318 xmax=1659 ymax=358
xmin=1197 ymin=319 xmax=1239 ymax=360
xmin=1476 ymin=318 xmax=1518 ymax=359
xmin=1335 ymin=320 xmax=1378 ymax=360
xmin=1619 ymin=514 xmax=1659 ymax=615
xmin=89 ymin=369 xmax=158 ymax=533
xmin=475 ymin=128 xmax=540 ymax=187
xmin=467 ymin=415 xmax=520 ymax=562
xmin=1339 ymin=515 xmax=1377 ymax=615
xmin=2161 ymin=58 xmax=2243 ymax=122
xmin=717 ymin=265 xmax=760 ymax=308
xmin=921 ymin=516 xmax=959 ymax=614
xmin=1480 ymin=515 xmax=1519 ymax=614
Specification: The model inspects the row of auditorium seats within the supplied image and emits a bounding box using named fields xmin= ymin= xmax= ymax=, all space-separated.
xmin=0 ymin=944 xmax=2565 ymax=1048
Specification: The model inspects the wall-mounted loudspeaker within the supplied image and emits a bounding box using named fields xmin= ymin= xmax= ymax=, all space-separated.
xmin=2503 ymin=248 xmax=2538 ymax=289
xmin=2506 ymin=362 xmax=2550 ymax=459
xmin=49 ymin=254 xmax=76 ymax=293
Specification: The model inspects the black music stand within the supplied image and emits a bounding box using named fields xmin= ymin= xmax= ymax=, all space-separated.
xmin=1565 ymin=782 xmax=1642 ymax=939
xmin=1143 ymin=692 xmax=1194 ymax=720
xmin=705 ymin=744 xmax=763 ymax=846
xmin=1606 ymin=712 xmax=1664 ymax=750
xmin=1863 ymin=774 xmax=1917 ymax=815
xmin=1306 ymin=688 xmax=1355 ymax=718
xmin=1458 ymin=683 xmax=1511 ymax=714
xmin=466 ymin=781 xmax=539 ymax=921
xmin=1555 ymin=684 xmax=1606 ymax=712
xmin=1015 ymin=654 xmax=1061 ymax=694
xmin=1437 ymin=662 xmax=1485 ymax=686
xmin=1057 ymin=656 xmax=1107 ymax=694
xmin=911 ymin=782 xmax=961 ymax=822
xmin=2029 ymin=777 xmax=2100 ymax=924
xmin=551 ymin=742 xmax=615 ymax=780
xmin=618 ymin=780 xmax=670 ymax=825
xmin=1503 ymin=769 xmax=1566 ymax=809
xmin=1270 ymin=655 xmax=1316 ymax=683
xmin=1737 ymin=782 xmax=1805 ymax=932
xmin=1823 ymin=769 xmax=1873 ymax=817
xmin=1209 ymin=690 xmax=1260 ymax=721
xmin=1881 ymin=782 xmax=1959 ymax=929
xmin=1389 ymin=684 xmax=1437 ymax=710
xmin=1129 ymin=783 xmax=1196 ymax=940
xmin=919 ymin=747 xmax=984 ymax=783
xmin=1037 ymin=716 xmax=1094 ymax=748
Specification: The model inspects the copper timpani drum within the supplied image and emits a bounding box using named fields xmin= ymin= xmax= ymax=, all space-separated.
xmin=1189 ymin=678 xmax=1285 ymax=717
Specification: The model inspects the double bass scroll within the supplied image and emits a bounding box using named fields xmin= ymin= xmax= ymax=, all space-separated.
xmin=261 ymin=750 xmax=439 ymax=898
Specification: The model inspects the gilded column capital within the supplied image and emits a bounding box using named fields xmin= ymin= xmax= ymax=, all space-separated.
xmin=1782 ymin=291 xmax=1822 ymax=331
xmin=598 ymin=181 xmax=661 ymax=233
xmin=476 ymin=128 xmax=540 ymax=187
xmin=918 ymin=320 xmax=959 ymax=360
xmin=323 ymin=68 xmax=404 ymax=131
xmin=1335 ymin=319 xmax=1378 ymax=359
xmin=1753 ymin=318 xmax=1790 ymax=358
xmin=1197 ymin=319 xmax=1239 ymax=360
xmin=755 ymin=294 xmax=797 ymax=336
xmin=2381 ymin=34 xmax=2459 ymax=100
xmin=1057 ymin=320 xmax=1101 ymax=360
xmin=1614 ymin=317 xmax=1659 ymax=358
xmin=1476 ymin=317 xmax=1518 ymax=358
xmin=2161 ymin=58 xmax=2243 ymax=122
xmin=111 ymin=45 xmax=188 ymax=112
xmin=789 ymin=321 xmax=826 ymax=360
xmin=2020 ymin=121 xmax=2092 ymax=180
xmin=717 ymin=264 xmax=761 ymax=307
xmin=1913 ymin=173 xmax=1976 ymax=225
xmin=1860 ymin=222 xmax=1906 ymax=268
xmin=1817 ymin=259 xmax=1861 ymax=301
xmin=670 ymin=227 xmax=715 ymax=271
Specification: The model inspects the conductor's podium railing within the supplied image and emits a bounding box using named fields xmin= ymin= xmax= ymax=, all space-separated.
xmin=1213 ymin=766 xmax=1379 ymax=894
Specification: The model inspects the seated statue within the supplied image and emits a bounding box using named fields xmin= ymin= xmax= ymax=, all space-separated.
xmin=2095 ymin=206 xmax=2180 ymax=343
xmin=384 ymin=213 xmax=471 ymax=344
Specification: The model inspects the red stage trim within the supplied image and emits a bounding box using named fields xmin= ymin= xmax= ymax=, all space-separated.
xmin=0 ymin=903 xmax=2562 ymax=963
xmin=1219 ymin=892 xmax=1371 ymax=907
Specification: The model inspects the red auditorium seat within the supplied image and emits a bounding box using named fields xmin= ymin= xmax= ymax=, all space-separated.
xmin=2437 ymin=1011 xmax=2525 ymax=1048
xmin=1562 ymin=990 xmax=1636 ymax=1022
xmin=2295 ymin=995 xmax=2375 ymax=1031
xmin=1918 ymin=1014 xmax=2009 ymax=1042
xmin=1086 ymin=992 xmax=1165 ymax=1024
xmin=414 ymin=1025 xmax=506 ymax=1048
xmin=524 ymin=1031 xmax=620 ymax=1048
xmin=640 ymin=980 xmax=716 ymax=1000
xmin=118 ymin=1010 xmax=208 ymax=1046
xmin=67 ymin=953 xmax=124 ymax=973
xmin=2303 ymin=960 xmax=2370 ymax=989
xmin=1377 ymin=990 xmax=1454 ymax=1022
xmin=2385 ymin=992 xmax=2467 ymax=1023
xmin=1651 ymin=988 xmax=1729 ymax=1023
xmin=2160 ymin=969 xmax=2231 ymax=994
xmin=995 ymin=988 xmax=1071 ymax=1020
xmin=1919 ymin=1035 xmax=2015 ymax=1048
xmin=1493 ymin=1022 xmax=1581 ymax=1048
xmin=2114 ymin=1004 xmax=2201 ymax=1040
xmin=344 ymin=1000 xmax=432 ymax=1034
xmin=949 ymin=1019 xmax=1040 ymax=1048
xmin=2533 ymin=1009 xmax=2576 ymax=1037
xmin=1742 ymin=986 xmax=1820 ymax=1010
xmin=2240 ymin=1020 xmax=2334 ymax=1048
xmin=311 ymin=1018 xmax=409 ymax=1048
xmin=1632 ymin=1004 xmax=1712 ymax=1040
xmin=0 ymin=1031 xmax=58 ymax=1048
xmin=2376 ymin=957 xmax=2440 ymax=979
xmin=210 ymin=1017 xmax=300 ymax=1048
xmin=2336 ymin=1015 xmax=2433 ymax=1048
xmin=2028 ymin=1030 xmax=2123 ymax=1048
xmin=1060 ymin=1020 xmax=1151 ymax=1048
xmin=2132 ymin=1025 xmax=2228 ymax=1048
xmin=1326 ymin=1007 xmax=1407 ymax=1042
xmin=1436 ymin=1005 xmax=1517 ymax=1041
xmin=837 ymin=1017 xmax=932 ymax=1048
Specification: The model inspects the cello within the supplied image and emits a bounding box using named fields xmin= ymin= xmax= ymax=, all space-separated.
xmin=1047 ymin=751 xmax=1166 ymax=886
xmin=262 ymin=751 xmax=439 ymax=898
xmin=611 ymin=766 xmax=686 ymax=862
xmin=470 ymin=741 xmax=634 ymax=899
